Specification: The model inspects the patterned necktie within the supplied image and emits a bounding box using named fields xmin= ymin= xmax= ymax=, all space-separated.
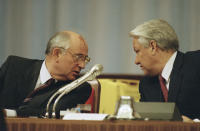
xmin=24 ymin=78 xmax=55 ymax=103
xmin=158 ymin=75 xmax=168 ymax=102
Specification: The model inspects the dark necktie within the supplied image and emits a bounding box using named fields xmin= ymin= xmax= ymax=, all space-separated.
xmin=158 ymin=75 xmax=168 ymax=102
xmin=24 ymin=78 xmax=55 ymax=103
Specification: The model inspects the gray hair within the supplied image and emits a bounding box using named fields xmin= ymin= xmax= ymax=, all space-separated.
xmin=130 ymin=19 xmax=179 ymax=50
xmin=45 ymin=31 xmax=71 ymax=54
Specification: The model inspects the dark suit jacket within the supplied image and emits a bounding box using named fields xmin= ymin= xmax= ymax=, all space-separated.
xmin=139 ymin=50 xmax=200 ymax=119
xmin=0 ymin=109 xmax=7 ymax=131
xmin=0 ymin=56 xmax=91 ymax=117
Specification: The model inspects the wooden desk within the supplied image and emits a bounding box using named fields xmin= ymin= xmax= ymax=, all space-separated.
xmin=5 ymin=118 xmax=200 ymax=131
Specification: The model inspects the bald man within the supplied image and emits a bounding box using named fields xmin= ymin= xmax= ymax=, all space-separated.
xmin=0 ymin=31 xmax=92 ymax=117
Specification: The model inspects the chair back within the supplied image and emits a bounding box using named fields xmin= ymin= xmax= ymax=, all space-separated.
xmin=97 ymin=74 xmax=143 ymax=114
xmin=86 ymin=79 xmax=101 ymax=113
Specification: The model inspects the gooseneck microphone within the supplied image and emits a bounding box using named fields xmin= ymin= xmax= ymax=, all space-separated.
xmin=45 ymin=64 xmax=103 ymax=118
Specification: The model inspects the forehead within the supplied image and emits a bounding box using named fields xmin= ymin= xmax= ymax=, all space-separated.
xmin=133 ymin=37 xmax=143 ymax=49
xmin=69 ymin=36 xmax=88 ymax=54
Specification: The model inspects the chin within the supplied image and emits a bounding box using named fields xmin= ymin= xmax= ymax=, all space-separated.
xmin=143 ymin=72 xmax=150 ymax=76
xmin=144 ymin=71 xmax=158 ymax=76
xmin=68 ymin=78 xmax=75 ymax=81
xmin=142 ymin=70 xmax=148 ymax=76
xmin=143 ymin=70 xmax=154 ymax=76
xmin=67 ymin=75 xmax=78 ymax=81
xmin=54 ymin=75 xmax=76 ymax=81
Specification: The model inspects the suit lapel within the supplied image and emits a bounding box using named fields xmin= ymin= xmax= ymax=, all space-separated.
xmin=168 ymin=51 xmax=184 ymax=102
xmin=20 ymin=60 xmax=43 ymax=98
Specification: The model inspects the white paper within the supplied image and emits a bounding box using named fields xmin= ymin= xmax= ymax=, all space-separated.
xmin=5 ymin=109 xmax=17 ymax=117
xmin=62 ymin=113 xmax=108 ymax=121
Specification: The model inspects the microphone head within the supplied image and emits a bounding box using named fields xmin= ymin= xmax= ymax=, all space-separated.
xmin=90 ymin=64 xmax=103 ymax=76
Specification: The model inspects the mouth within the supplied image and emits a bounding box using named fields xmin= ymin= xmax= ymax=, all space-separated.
xmin=73 ymin=71 xmax=80 ymax=76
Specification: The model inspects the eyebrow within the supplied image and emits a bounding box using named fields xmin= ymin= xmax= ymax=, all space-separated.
xmin=74 ymin=53 xmax=88 ymax=57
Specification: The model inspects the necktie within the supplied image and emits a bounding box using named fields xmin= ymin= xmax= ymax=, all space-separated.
xmin=158 ymin=75 xmax=168 ymax=102
xmin=24 ymin=78 xmax=55 ymax=103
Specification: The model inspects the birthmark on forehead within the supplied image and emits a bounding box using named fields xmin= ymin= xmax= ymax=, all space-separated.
xmin=79 ymin=36 xmax=85 ymax=43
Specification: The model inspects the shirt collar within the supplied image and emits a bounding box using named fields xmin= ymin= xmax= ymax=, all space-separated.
xmin=39 ymin=60 xmax=52 ymax=84
xmin=161 ymin=51 xmax=177 ymax=82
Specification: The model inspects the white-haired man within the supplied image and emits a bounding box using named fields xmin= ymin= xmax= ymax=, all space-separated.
xmin=130 ymin=19 xmax=200 ymax=119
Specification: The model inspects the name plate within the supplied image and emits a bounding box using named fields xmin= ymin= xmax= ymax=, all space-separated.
xmin=63 ymin=113 xmax=108 ymax=121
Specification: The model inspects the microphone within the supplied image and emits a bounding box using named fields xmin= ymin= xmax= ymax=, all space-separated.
xmin=45 ymin=64 xmax=103 ymax=118
xmin=58 ymin=64 xmax=103 ymax=93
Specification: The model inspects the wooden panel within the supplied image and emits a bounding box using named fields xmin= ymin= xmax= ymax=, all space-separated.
xmin=5 ymin=118 xmax=200 ymax=131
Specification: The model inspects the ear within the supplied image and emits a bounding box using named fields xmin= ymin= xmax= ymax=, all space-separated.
xmin=149 ymin=40 xmax=158 ymax=55
xmin=51 ymin=48 xmax=62 ymax=58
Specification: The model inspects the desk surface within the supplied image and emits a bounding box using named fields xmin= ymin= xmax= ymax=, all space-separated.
xmin=5 ymin=117 xmax=200 ymax=131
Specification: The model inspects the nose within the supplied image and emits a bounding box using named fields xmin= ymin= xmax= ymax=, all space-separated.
xmin=78 ymin=61 xmax=86 ymax=69
xmin=134 ymin=56 xmax=140 ymax=65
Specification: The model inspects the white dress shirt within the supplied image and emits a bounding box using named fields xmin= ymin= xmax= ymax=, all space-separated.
xmin=160 ymin=51 xmax=177 ymax=90
xmin=35 ymin=60 xmax=52 ymax=89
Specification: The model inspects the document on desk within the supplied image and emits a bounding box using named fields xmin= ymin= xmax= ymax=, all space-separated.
xmin=63 ymin=113 xmax=108 ymax=121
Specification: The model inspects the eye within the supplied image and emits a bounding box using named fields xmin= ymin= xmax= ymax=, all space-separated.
xmin=135 ymin=49 xmax=139 ymax=53
xmin=74 ymin=54 xmax=83 ymax=60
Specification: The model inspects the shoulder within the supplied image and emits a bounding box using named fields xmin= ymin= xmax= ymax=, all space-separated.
xmin=4 ymin=55 xmax=42 ymax=66
xmin=1 ymin=55 xmax=43 ymax=72
xmin=183 ymin=50 xmax=200 ymax=65
xmin=184 ymin=50 xmax=200 ymax=58
xmin=6 ymin=55 xmax=41 ymax=63
xmin=174 ymin=50 xmax=200 ymax=67
xmin=174 ymin=50 xmax=200 ymax=77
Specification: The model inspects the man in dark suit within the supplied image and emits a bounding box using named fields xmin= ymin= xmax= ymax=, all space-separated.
xmin=0 ymin=31 xmax=92 ymax=118
xmin=129 ymin=19 xmax=200 ymax=119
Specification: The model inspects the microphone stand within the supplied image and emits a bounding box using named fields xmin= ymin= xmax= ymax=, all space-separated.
xmin=45 ymin=64 xmax=103 ymax=118
xmin=52 ymin=81 xmax=82 ymax=118
xmin=52 ymin=71 xmax=98 ymax=118
xmin=45 ymin=91 xmax=60 ymax=118
xmin=44 ymin=76 xmax=84 ymax=118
